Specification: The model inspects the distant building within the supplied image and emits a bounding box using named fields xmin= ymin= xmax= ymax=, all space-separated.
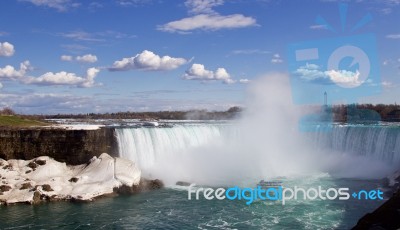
xmin=324 ymin=92 xmax=327 ymax=106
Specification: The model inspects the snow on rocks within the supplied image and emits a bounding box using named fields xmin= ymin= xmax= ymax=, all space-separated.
xmin=54 ymin=124 xmax=104 ymax=130
xmin=0 ymin=153 xmax=141 ymax=205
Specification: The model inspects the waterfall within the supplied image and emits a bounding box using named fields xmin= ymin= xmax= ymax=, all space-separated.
xmin=309 ymin=125 xmax=400 ymax=164
xmin=115 ymin=124 xmax=234 ymax=172
xmin=116 ymin=124 xmax=400 ymax=166
xmin=115 ymin=123 xmax=400 ymax=182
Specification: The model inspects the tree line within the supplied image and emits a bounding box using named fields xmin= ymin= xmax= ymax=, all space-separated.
xmin=2 ymin=104 xmax=400 ymax=122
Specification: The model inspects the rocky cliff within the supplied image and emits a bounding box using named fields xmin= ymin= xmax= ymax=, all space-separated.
xmin=352 ymin=189 xmax=400 ymax=229
xmin=0 ymin=128 xmax=117 ymax=165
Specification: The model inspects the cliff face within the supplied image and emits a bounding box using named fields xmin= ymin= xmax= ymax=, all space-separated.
xmin=0 ymin=128 xmax=117 ymax=165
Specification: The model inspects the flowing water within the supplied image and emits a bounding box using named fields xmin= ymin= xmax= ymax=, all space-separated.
xmin=0 ymin=122 xmax=398 ymax=229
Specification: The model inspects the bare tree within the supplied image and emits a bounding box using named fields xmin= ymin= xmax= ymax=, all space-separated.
xmin=0 ymin=107 xmax=16 ymax=115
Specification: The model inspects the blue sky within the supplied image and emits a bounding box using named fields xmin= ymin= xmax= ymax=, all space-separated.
xmin=0 ymin=0 xmax=399 ymax=114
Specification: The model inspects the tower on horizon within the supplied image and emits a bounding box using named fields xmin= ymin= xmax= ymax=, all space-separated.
xmin=324 ymin=91 xmax=327 ymax=106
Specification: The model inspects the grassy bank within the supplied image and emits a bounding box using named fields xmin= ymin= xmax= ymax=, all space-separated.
xmin=0 ymin=115 xmax=47 ymax=127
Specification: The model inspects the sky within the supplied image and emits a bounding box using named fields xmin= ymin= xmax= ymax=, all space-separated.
xmin=0 ymin=0 xmax=399 ymax=114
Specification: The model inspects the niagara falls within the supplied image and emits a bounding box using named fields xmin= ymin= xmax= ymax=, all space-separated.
xmin=1 ymin=0 xmax=400 ymax=229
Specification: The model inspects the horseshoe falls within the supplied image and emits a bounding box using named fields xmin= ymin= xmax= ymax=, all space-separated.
xmin=115 ymin=123 xmax=399 ymax=185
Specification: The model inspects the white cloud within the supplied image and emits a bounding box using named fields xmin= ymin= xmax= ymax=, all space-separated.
xmin=110 ymin=50 xmax=187 ymax=71
xmin=159 ymin=14 xmax=256 ymax=33
xmin=386 ymin=34 xmax=400 ymax=39
xmin=61 ymin=55 xmax=73 ymax=61
xmin=325 ymin=69 xmax=362 ymax=88
xmin=183 ymin=63 xmax=235 ymax=84
xmin=271 ymin=53 xmax=283 ymax=64
xmin=185 ymin=0 xmax=224 ymax=14
xmin=295 ymin=63 xmax=327 ymax=81
xmin=184 ymin=63 xmax=213 ymax=79
xmin=24 ymin=67 xmax=100 ymax=88
xmin=239 ymin=78 xmax=250 ymax=84
xmin=0 ymin=61 xmax=31 ymax=79
xmin=294 ymin=63 xmax=365 ymax=87
xmin=0 ymin=42 xmax=15 ymax=57
xmin=61 ymin=54 xmax=98 ymax=63
xmin=214 ymin=68 xmax=230 ymax=80
xmin=158 ymin=0 xmax=256 ymax=33
xmin=19 ymin=0 xmax=78 ymax=11
xmin=76 ymin=54 xmax=98 ymax=63
xmin=0 ymin=61 xmax=100 ymax=88
xmin=223 ymin=78 xmax=236 ymax=84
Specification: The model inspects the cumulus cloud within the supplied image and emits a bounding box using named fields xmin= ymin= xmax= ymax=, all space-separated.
xmin=109 ymin=50 xmax=187 ymax=71
xmin=76 ymin=54 xmax=98 ymax=63
xmin=60 ymin=55 xmax=73 ymax=61
xmin=1 ymin=61 xmax=100 ymax=88
xmin=183 ymin=63 xmax=235 ymax=84
xmin=325 ymin=69 xmax=362 ymax=88
xmin=0 ymin=61 xmax=31 ymax=79
xmin=24 ymin=67 xmax=100 ymax=88
xmin=294 ymin=63 xmax=365 ymax=87
xmin=158 ymin=0 xmax=256 ymax=33
xmin=0 ymin=42 xmax=15 ymax=57
xmin=271 ymin=53 xmax=283 ymax=64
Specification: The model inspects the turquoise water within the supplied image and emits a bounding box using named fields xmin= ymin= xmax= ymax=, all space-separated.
xmin=0 ymin=178 xmax=387 ymax=229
